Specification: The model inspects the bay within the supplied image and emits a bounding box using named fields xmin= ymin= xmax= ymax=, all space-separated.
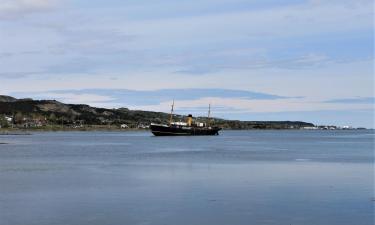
xmin=0 ymin=130 xmax=373 ymax=225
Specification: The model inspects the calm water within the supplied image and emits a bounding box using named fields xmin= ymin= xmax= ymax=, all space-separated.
xmin=0 ymin=130 xmax=373 ymax=225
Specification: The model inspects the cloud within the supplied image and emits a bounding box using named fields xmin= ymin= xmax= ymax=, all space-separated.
xmin=11 ymin=88 xmax=290 ymax=106
xmin=0 ymin=0 xmax=372 ymax=78
xmin=119 ymin=96 xmax=372 ymax=127
xmin=13 ymin=88 xmax=372 ymax=114
xmin=324 ymin=97 xmax=375 ymax=104
xmin=0 ymin=0 xmax=59 ymax=18
xmin=50 ymin=28 xmax=136 ymax=55
xmin=173 ymin=53 xmax=335 ymax=75
xmin=308 ymin=0 xmax=372 ymax=7
xmin=0 ymin=71 xmax=40 ymax=79
xmin=39 ymin=93 xmax=116 ymax=105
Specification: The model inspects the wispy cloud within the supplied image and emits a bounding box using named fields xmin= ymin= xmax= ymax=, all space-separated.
xmin=324 ymin=97 xmax=375 ymax=104
xmin=173 ymin=53 xmax=336 ymax=75
xmin=0 ymin=0 xmax=60 ymax=19
xmin=0 ymin=71 xmax=41 ymax=79
xmin=50 ymin=28 xmax=136 ymax=55
xmin=11 ymin=88 xmax=291 ymax=106
xmin=11 ymin=88 xmax=373 ymax=114
xmin=139 ymin=96 xmax=372 ymax=114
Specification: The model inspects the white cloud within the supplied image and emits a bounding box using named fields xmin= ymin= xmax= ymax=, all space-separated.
xmin=0 ymin=0 xmax=59 ymax=18
xmin=133 ymin=97 xmax=373 ymax=116
xmin=110 ymin=0 xmax=372 ymax=50
xmin=25 ymin=92 xmax=116 ymax=105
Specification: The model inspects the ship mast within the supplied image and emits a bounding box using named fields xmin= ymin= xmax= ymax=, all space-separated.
xmin=169 ymin=100 xmax=174 ymax=125
xmin=207 ymin=103 xmax=211 ymax=127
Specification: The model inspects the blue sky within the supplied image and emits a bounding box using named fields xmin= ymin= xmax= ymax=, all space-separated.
xmin=0 ymin=0 xmax=374 ymax=127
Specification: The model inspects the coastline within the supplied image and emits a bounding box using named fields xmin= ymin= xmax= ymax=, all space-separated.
xmin=0 ymin=127 xmax=370 ymax=135
xmin=0 ymin=126 xmax=145 ymax=134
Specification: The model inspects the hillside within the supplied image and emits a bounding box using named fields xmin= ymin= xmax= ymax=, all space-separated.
xmin=0 ymin=95 xmax=314 ymax=129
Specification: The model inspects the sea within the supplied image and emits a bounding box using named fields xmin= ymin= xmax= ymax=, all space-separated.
xmin=0 ymin=130 xmax=373 ymax=225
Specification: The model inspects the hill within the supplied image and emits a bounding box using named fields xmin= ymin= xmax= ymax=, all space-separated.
xmin=0 ymin=95 xmax=17 ymax=102
xmin=0 ymin=95 xmax=314 ymax=129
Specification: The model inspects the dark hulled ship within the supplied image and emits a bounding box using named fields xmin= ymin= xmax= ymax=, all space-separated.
xmin=150 ymin=102 xmax=222 ymax=136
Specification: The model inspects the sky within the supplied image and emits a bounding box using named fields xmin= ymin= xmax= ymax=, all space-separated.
xmin=0 ymin=0 xmax=374 ymax=127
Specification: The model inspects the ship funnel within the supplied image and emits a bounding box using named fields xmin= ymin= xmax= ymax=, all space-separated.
xmin=187 ymin=114 xmax=193 ymax=126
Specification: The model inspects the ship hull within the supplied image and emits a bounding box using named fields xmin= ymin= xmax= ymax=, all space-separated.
xmin=150 ymin=124 xmax=221 ymax=136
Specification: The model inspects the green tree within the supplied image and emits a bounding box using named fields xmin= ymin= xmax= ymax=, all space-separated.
xmin=48 ymin=113 xmax=57 ymax=123
xmin=0 ymin=115 xmax=9 ymax=128
xmin=14 ymin=112 xmax=24 ymax=124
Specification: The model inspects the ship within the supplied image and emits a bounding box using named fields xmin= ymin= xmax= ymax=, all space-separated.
xmin=150 ymin=101 xmax=222 ymax=136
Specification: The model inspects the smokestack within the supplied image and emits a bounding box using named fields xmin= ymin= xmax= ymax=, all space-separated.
xmin=187 ymin=114 xmax=193 ymax=126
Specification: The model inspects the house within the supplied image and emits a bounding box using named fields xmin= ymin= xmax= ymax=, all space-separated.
xmin=301 ymin=126 xmax=318 ymax=130
xmin=137 ymin=124 xmax=149 ymax=129
xmin=4 ymin=116 xmax=12 ymax=123
xmin=120 ymin=124 xmax=129 ymax=129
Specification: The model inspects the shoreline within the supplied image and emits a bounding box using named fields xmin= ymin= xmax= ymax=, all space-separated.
xmin=0 ymin=127 xmax=370 ymax=135
xmin=0 ymin=127 xmax=145 ymax=134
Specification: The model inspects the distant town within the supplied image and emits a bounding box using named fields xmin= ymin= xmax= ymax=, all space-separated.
xmin=0 ymin=114 xmax=149 ymax=130
xmin=301 ymin=125 xmax=366 ymax=130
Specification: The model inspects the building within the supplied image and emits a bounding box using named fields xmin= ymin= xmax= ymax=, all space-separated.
xmin=120 ymin=124 xmax=129 ymax=129
xmin=4 ymin=116 xmax=13 ymax=123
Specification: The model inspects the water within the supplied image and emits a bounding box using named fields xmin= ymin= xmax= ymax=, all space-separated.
xmin=0 ymin=130 xmax=373 ymax=225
